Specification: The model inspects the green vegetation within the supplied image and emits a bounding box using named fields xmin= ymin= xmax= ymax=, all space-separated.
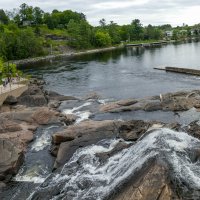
xmin=0 ymin=3 xmax=199 ymax=61
xmin=0 ymin=58 xmax=22 ymax=84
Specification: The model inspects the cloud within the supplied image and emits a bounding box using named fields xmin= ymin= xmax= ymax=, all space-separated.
xmin=0 ymin=0 xmax=200 ymax=26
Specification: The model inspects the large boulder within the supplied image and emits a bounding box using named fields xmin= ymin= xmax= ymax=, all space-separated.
xmin=0 ymin=140 xmax=24 ymax=181
xmin=52 ymin=120 xmax=121 ymax=168
xmin=46 ymin=90 xmax=79 ymax=101
xmin=31 ymin=107 xmax=60 ymax=125
xmin=118 ymin=120 xmax=152 ymax=141
xmin=111 ymin=162 xmax=179 ymax=200
xmin=52 ymin=120 xmax=120 ymax=145
xmin=18 ymin=95 xmax=47 ymax=107
xmin=17 ymin=85 xmax=47 ymax=107
xmin=100 ymin=99 xmax=138 ymax=112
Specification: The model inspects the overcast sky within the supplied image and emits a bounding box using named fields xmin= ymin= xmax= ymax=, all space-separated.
xmin=1 ymin=0 xmax=200 ymax=26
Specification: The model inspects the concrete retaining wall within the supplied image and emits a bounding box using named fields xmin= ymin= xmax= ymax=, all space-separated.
xmin=0 ymin=85 xmax=28 ymax=106
xmin=165 ymin=67 xmax=200 ymax=76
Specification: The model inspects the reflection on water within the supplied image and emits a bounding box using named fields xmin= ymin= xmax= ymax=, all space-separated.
xmin=20 ymin=40 xmax=200 ymax=99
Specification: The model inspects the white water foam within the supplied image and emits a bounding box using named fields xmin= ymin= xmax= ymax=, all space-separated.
xmin=31 ymin=125 xmax=60 ymax=152
xmin=14 ymin=125 xmax=60 ymax=184
xmin=14 ymin=164 xmax=48 ymax=184
xmin=15 ymin=175 xmax=45 ymax=184
xmin=63 ymin=102 xmax=92 ymax=123
xmin=28 ymin=128 xmax=200 ymax=200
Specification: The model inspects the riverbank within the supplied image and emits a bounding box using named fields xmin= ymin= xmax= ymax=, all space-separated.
xmin=9 ymin=37 xmax=200 ymax=67
xmin=11 ymin=45 xmax=124 ymax=66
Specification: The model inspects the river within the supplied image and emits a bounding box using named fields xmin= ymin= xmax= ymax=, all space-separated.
xmin=3 ymin=40 xmax=200 ymax=200
xmin=21 ymin=40 xmax=200 ymax=100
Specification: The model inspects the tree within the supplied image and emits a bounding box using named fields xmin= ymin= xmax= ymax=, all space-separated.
xmin=67 ymin=19 xmax=93 ymax=49
xmin=99 ymin=18 xmax=106 ymax=27
xmin=0 ymin=58 xmax=22 ymax=84
xmin=19 ymin=3 xmax=34 ymax=24
xmin=0 ymin=9 xmax=9 ymax=24
xmin=144 ymin=25 xmax=163 ymax=40
xmin=33 ymin=7 xmax=44 ymax=25
xmin=172 ymin=29 xmax=179 ymax=40
xmin=107 ymin=21 xmax=121 ymax=44
xmin=130 ymin=19 xmax=143 ymax=40
xmin=94 ymin=31 xmax=111 ymax=47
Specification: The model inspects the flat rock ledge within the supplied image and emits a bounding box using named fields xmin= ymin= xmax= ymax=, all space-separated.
xmin=100 ymin=90 xmax=200 ymax=113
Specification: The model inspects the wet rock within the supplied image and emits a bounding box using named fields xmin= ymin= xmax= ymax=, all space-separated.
xmin=100 ymin=90 xmax=200 ymax=113
xmin=60 ymin=114 xmax=77 ymax=125
xmin=118 ymin=120 xmax=151 ymax=141
xmin=4 ymin=95 xmax=18 ymax=105
xmin=52 ymin=120 xmax=119 ymax=145
xmin=18 ymin=85 xmax=48 ymax=107
xmin=111 ymin=162 xmax=179 ymax=200
xmin=53 ymin=120 xmax=121 ymax=168
xmin=0 ymin=140 xmax=24 ymax=181
xmin=163 ymin=122 xmax=180 ymax=131
xmin=185 ymin=121 xmax=200 ymax=140
xmin=46 ymin=90 xmax=79 ymax=101
xmin=96 ymin=140 xmax=133 ymax=163
xmin=100 ymin=99 xmax=138 ymax=112
xmin=31 ymin=107 xmax=60 ymax=125
xmin=143 ymin=100 xmax=162 ymax=111
xmin=54 ymin=130 xmax=118 ymax=169
xmin=48 ymin=100 xmax=61 ymax=109
xmin=83 ymin=92 xmax=101 ymax=100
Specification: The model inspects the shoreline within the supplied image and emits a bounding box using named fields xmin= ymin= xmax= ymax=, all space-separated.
xmin=11 ymin=45 xmax=124 ymax=66
xmin=9 ymin=37 xmax=200 ymax=66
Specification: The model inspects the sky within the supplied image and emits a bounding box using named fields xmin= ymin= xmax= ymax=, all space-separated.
xmin=0 ymin=0 xmax=200 ymax=26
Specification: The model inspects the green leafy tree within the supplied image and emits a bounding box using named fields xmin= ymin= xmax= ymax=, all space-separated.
xmin=107 ymin=21 xmax=121 ymax=44
xmin=99 ymin=18 xmax=106 ymax=27
xmin=33 ymin=7 xmax=44 ymax=25
xmin=172 ymin=29 xmax=179 ymax=40
xmin=130 ymin=19 xmax=143 ymax=40
xmin=144 ymin=25 xmax=163 ymax=40
xmin=67 ymin=19 xmax=92 ymax=49
xmin=19 ymin=3 xmax=34 ymax=24
xmin=94 ymin=31 xmax=111 ymax=47
xmin=0 ymin=58 xmax=22 ymax=84
xmin=0 ymin=9 xmax=9 ymax=24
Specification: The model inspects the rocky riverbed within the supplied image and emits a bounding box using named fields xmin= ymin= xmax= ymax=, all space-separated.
xmin=1 ymin=79 xmax=200 ymax=199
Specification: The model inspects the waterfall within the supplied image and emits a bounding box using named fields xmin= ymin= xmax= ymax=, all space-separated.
xmin=28 ymin=128 xmax=200 ymax=200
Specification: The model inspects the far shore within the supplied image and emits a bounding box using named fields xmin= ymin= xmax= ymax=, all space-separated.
xmin=9 ymin=37 xmax=199 ymax=66
xmin=10 ymin=45 xmax=125 ymax=66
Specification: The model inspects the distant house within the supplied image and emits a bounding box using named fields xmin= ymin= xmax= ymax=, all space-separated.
xmin=165 ymin=31 xmax=173 ymax=37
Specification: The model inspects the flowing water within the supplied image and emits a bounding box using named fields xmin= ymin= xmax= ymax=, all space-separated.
xmin=27 ymin=128 xmax=200 ymax=200
xmin=5 ymin=41 xmax=200 ymax=199
xmin=0 ymin=125 xmax=63 ymax=200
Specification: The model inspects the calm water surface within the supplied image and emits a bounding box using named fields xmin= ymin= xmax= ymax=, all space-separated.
xmin=21 ymin=41 xmax=200 ymax=100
